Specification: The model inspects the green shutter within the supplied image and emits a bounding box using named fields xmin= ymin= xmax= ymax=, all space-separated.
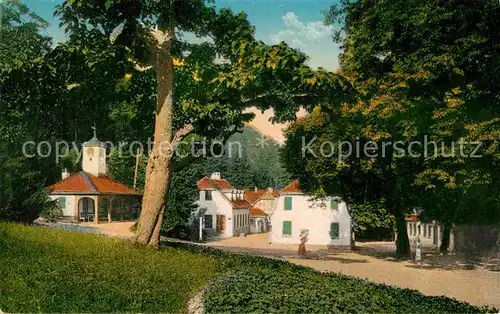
xmin=57 ymin=197 xmax=66 ymax=210
xmin=330 ymin=222 xmax=339 ymax=239
xmin=282 ymin=221 xmax=292 ymax=235
xmin=330 ymin=199 xmax=338 ymax=210
xmin=284 ymin=197 xmax=292 ymax=210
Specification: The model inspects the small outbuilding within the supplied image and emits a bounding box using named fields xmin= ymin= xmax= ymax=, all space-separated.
xmin=46 ymin=132 xmax=141 ymax=223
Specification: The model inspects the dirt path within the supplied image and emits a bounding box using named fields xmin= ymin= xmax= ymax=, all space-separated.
xmin=207 ymin=234 xmax=500 ymax=308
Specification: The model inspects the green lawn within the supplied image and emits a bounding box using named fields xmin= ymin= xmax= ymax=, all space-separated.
xmin=0 ymin=223 xmax=494 ymax=313
xmin=0 ymin=223 xmax=220 ymax=312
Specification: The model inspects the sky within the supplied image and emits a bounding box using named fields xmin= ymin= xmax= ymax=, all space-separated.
xmin=22 ymin=0 xmax=341 ymax=141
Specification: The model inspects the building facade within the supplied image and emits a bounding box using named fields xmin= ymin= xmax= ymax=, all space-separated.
xmin=46 ymin=132 xmax=141 ymax=223
xmin=244 ymin=188 xmax=279 ymax=234
xmin=196 ymin=173 xmax=251 ymax=238
xmin=406 ymin=215 xmax=455 ymax=251
xmin=270 ymin=180 xmax=352 ymax=246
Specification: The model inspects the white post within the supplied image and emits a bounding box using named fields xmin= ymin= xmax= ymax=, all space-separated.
xmin=199 ymin=215 xmax=203 ymax=242
xmin=415 ymin=222 xmax=422 ymax=263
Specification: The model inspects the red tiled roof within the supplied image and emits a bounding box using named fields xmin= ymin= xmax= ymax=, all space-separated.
xmin=405 ymin=214 xmax=419 ymax=221
xmin=244 ymin=190 xmax=266 ymax=204
xmin=250 ymin=207 xmax=267 ymax=217
xmin=281 ymin=180 xmax=302 ymax=193
xmin=231 ymin=199 xmax=251 ymax=208
xmin=47 ymin=172 xmax=141 ymax=195
xmin=87 ymin=174 xmax=140 ymax=195
xmin=197 ymin=177 xmax=233 ymax=190
xmin=47 ymin=172 xmax=89 ymax=193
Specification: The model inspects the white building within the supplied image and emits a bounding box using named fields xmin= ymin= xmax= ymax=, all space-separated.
xmin=46 ymin=131 xmax=141 ymax=223
xmin=406 ymin=214 xmax=455 ymax=251
xmin=244 ymin=188 xmax=279 ymax=234
xmin=196 ymin=173 xmax=251 ymax=238
xmin=270 ymin=180 xmax=352 ymax=246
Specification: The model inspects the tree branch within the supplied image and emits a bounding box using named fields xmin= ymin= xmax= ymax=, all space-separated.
xmin=172 ymin=123 xmax=195 ymax=147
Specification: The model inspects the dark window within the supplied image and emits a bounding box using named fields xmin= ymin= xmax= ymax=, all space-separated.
xmin=206 ymin=191 xmax=212 ymax=201
xmin=204 ymin=215 xmax=213 ymax=229
xmin=330 ymin=222 xmax=340 ymax=239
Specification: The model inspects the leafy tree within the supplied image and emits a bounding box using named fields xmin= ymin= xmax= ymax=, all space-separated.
xmin=0 ymin=0 xmax=51 ymax=71
xmin=0 ymin=1 xmax=56 ymax=222
xmin=296 ymin=0 xmax=500 ymax=254
xmin=281 ymin=106 xmax=421 ymax=254
xmin=55 ymin=0 xmax=353 ymax=247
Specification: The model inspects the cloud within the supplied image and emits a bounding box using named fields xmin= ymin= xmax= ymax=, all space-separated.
xmin=271 ymin=12 xmax=333 ymax=48
xmin=268 ymin=12 xmax=340 ymax=70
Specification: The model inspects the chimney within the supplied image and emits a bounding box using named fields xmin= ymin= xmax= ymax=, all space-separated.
xmin=267 ymin=187 xmax=273 ymax=192
xmin=254 ymin=187 xmax=258 ymax=191
xmin=210 ymin=172 xmax=221 ymax=180
xmin=62 ymin=168 xmax=70 ymax=180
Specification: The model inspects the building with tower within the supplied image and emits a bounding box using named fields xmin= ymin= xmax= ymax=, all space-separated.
xmin=46 ymin=130 xmax=141 ymax=223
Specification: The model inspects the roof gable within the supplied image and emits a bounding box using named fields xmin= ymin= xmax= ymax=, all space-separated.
xmin=231 ymin=199 xmax=251 ymax=209
xmin=244 ymin=190 xmax=266 ymax=204
xmin=250 ymin=207 xmax=267 ymax=217
xmin=197 ymin=177 xmax=233 ymax=190
xmin=280 ymin=180 xmax=302 ymax=194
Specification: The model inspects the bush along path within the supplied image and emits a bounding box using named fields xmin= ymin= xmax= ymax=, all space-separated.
xmin=168 ymin=243 xmax=495 ymax=314
xmin=203 ymin=267 xmax=489 ymax=313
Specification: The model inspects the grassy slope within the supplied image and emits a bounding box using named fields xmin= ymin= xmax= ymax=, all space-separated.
xmin=0 ymin=223 xmax=220 ymax=312
xmin=0 ymin=223 xmax=492 ymax=313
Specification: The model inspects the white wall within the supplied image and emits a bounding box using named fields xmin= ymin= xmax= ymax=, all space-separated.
xmin=254 ymin=197 xmax=277 ymax=216
xmin=270 ymin=194 xmax=351 ymax=246
xmin=407 ymin=221 xmax=455 ymax=251
xmin=82 ymin=144 xmax=107 ymax=177
xmin=232 ymin=208 xmax=250 ymax=235
xmin=49 ymin=195 xmax=76 ymax=217
xmin=197 ymin=190 xmax=234 ymax=237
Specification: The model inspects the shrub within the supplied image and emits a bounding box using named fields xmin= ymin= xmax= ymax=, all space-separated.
xmin=204 ymin=268 xmax=492 ymax=313
xmin=40 ymin=200 xmax=63 ymax=221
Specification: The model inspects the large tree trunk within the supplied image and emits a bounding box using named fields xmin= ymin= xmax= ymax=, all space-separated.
xmin=135 ymin=29 xmax=175 ymax=247
xmin=394 ymin=210 xmax=411 ymax=256
xmin=440 ymin=222 xmax=452 ymax=254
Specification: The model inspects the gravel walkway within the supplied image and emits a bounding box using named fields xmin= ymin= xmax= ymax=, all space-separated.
xmin=207 ymin=233 xmax=500 ymax=308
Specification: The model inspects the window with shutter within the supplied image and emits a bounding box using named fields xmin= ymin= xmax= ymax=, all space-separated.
xmin=57 ymin=197 xmax=66 ymax=210
xmin=330 ymin=199 xmax=338 ymax=210
xmin=282 ymin=221 xmax=292 ymax=235
xmin=284 ymin=197 xmax=292 ymax=210
xmin=330 ymin=222 xmax=340 ymax=239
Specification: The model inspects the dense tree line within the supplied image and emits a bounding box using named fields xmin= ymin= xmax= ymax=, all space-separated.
xmin=282 ymin=0 xmax=500 ymax=254
xmin=1 ymin=0 xmax=498 ymax=254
